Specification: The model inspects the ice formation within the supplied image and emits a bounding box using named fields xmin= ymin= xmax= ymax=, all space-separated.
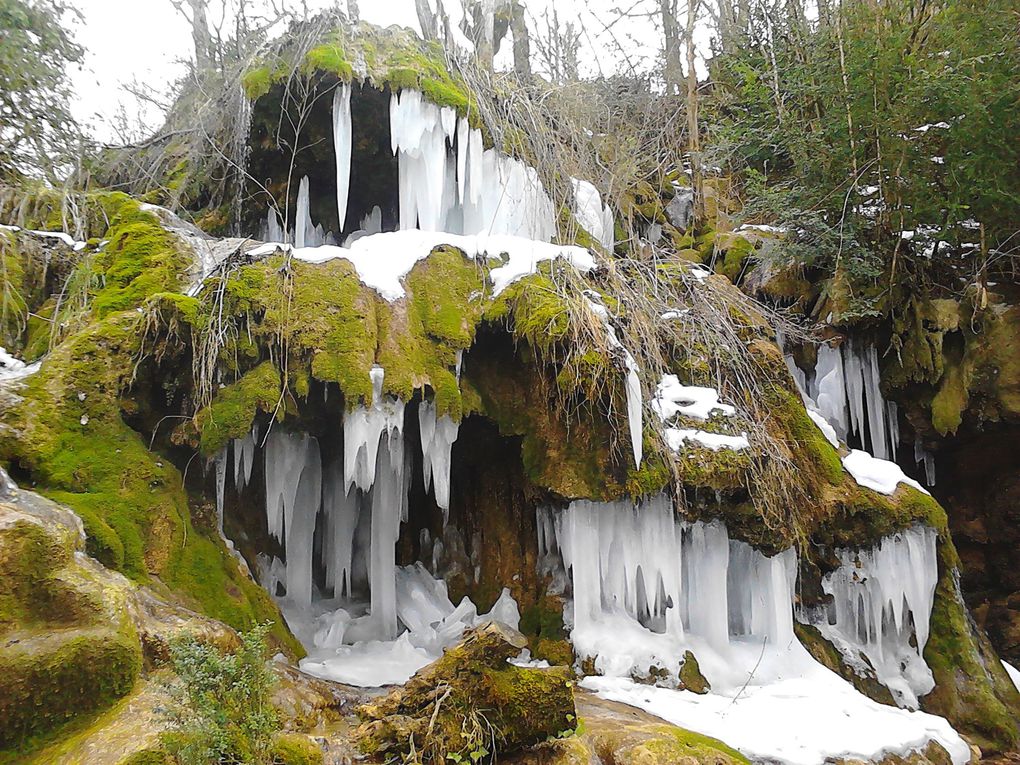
xmin=390 ymin=91 xmax=556 ymax=240
xmin=540 ymin=497 xmax=968 ymax=764
xmin=809 ymin=339 xmax=898 ymax=460
xmin=332 ymin=84 xmax=352 ymax=233
xmin=808 ymin=525 xmax=940 ymax=709
xmin=264 ymin=431 xmax=322 ymax=607
xmin=571 ymin=177 xmax=615 ymax=251
xmin=0 ymin=346 xmax=40 ymax=382
xmin=1002 ymin=661 xmax=1020 ymax=692
xmin=418 ymin=399 xmax=459 ymax=519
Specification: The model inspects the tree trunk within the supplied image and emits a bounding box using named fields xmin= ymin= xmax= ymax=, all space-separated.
xmin=510 ymin=1 xmax=532 ymax=80
xmin=660 ymin=0 xmax=684 ymax=96
xmin=416 ymin=0 xmax=439 ymax=41
xmin=685 ymin=0 xmax=704 ymax=223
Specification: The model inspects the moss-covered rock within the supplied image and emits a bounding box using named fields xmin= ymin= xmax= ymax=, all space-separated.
xmin=356 ymin=622 xmax=576 ymax=763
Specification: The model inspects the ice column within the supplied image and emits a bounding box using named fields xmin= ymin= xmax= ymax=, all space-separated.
xmin=818 ymin=525 xmax=939 ymax=708
xmin=295 ymin=176 xmax=311 ymax=248
xmin=341 ymin=366 xmax=407 ymax=639
xmin=333 ymin=84 xmax=353 ymax=233
xmin=263 ymin=431 xmax=322 ymax=607
xmin=418 ymin=399 xmax=460 ymax=520
xmin=322 ymin=456 xmax=359 ymax=598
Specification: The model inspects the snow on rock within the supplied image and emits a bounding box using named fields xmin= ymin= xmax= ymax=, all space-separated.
xmin=842 ymin=449 xmax=928 ymax=496
xmin=665 ymin=428 xmax=749 ymax=452
xmin=0 ymin=223 xmax=85 ymax=250
xmin=811 ymin=526 xmax=939 ymax=709
xmin=252 ymin=230 xmax=595 ymax=301
xmin=585 ymin=673 xmax=968 ymax=765
xmin=651 ymin=375 xmax=735 ymax=421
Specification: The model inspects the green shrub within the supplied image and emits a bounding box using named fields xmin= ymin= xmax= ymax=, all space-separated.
xmin=159 ymin=624 xmax=280 ymax=765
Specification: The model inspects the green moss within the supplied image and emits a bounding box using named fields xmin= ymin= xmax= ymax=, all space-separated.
xmin=0 ymin=627 xmax=142 ymax=752
xmin=117 ymin=750 xmax=170 ymax=765
xmin=271 ymin=733 xmax=324 ymax=765
xmin=714 ymin=232 xmax=756 ymax=282
xmin=638 ymin=725 xmax=749 ymax=764
xmin=196 ymin=361 xmax=282 ymax=455
xmin=91 ymin=203 xmax=188 ymax=317
xmin=303 ymin=40 xmax=354 ymax=81
xmin=678 ymin=651 xmax=710 ymax=694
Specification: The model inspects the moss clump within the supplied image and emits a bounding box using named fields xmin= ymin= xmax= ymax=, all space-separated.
xmin=678 ymin=651 xmax=710 ymax=694
xmin=714 ymin=231 xmax=756 ymax=283
xmin=271 ymin=733 xmax=324 ymax=765
xmin=91 ymin=203 xmax=188 ymax=317
xmin=0 ymin=309 xmax=293 ymax=651
xmin=0 ymin=627 xmax=142 ymax=752
xmin=196 ymin=361 xmax=282 ymax=455
xmin=242 ymin=66 xmax=274 ymax=100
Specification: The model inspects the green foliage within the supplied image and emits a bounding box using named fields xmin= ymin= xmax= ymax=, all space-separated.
xmin=196 ymin=361 xmax=282 ymax=456
xmin=0 ymin=0 xmax=84 ymax=181
xmin=712 ymin=0 xmax=1020 ymax=314
xmin=159 ymin=623 xmax=280 ymax=765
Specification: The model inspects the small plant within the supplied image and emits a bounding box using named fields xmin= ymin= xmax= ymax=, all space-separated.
xmin=158 ymin=622 xmax=280 ymax=765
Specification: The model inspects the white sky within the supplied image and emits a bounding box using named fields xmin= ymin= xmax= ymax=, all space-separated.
xmin=68 ymin=0 xmax=686 ymax=144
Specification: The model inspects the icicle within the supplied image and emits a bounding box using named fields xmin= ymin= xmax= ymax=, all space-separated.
xmin=813 ymin=343 xmax=849 ymax=440
xmin=333 ymin=84 xmax=352 ymax=234
xmin=232 ymin=428 xmax=256 ymax=491
xmin=456 ymin=117 xmax=469 ymax=205
xmin=369 ymin=424 xmax=405 ymax=640
xmin=418 ymin=399 xmax=460 ymax=521
xmin=323 ymin=455 xmax=359 ymax=597
xmin=264 ymin=207 xmax=284 ymax=242
xmin=914 ymin=437 xmax=936 ymax=486
xmin=815 ymin=525 xmax=939 ymax=708
xmin=295 ymin=176 xmax=311 ymax=248
xmin=214 ymin=448 xmax=228 ymax=538
xmin=263 ymin=431 xmax=322 ymax=607
xmin=343 ymin=367 xmax=404 ymax=493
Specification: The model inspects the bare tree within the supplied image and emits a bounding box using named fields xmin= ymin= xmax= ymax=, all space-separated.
xmin=171 ymin=0 xmax=216 ymax=73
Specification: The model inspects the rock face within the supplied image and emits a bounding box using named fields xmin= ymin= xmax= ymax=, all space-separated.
xmin=0 ymin=467 xmax=142 ymax=752
xmin=356 ymin=622 xmax=576 ymax=763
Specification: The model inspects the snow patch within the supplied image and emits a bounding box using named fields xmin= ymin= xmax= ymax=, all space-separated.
xmin=842 ymin=449 xmax=928 ymax=496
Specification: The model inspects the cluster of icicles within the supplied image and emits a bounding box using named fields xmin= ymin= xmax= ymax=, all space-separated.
xmin=215 ymin=369 xmax=461 ymax=639
xmin=541 ymin=497 xmax=967 ymax=765
xmin=261 ymin=86 xmax=614 ymax=251
xmin=538 ymin=496 xmax=938 ymax=706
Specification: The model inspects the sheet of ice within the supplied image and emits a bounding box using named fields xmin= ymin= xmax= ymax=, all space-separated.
xmin=585 ymin=671 xmax=968 ymax=765
xmin=812 ymin=343 xmax=849 ymax=440
xmin=301 ymin=632 xmax=433 ymax=687
xmin=843 ymin=449 xmax=928 ymax=496
xmin=279 ymin=229 xmax=594 ymax=301
xmin=418 ymin=399 xmax=459 ymax=519
xmin=333 ymin=84 xmax=352 ymax=233
xmin=665 ymin=428 xmax=749 ymax=452
xmin=811 ymin=525 xmax=939 ymax=709
xmin=1002 ymin=661 xmax=1020 ymax=692
xmin=651 ymin=375 xmax=735 ymax=422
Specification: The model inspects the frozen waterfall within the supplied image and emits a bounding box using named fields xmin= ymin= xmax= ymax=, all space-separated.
xmin=808 ymin=525 xmax=940 ymax=709
xmin=542 ymin=497 xmax=968 ymax=765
